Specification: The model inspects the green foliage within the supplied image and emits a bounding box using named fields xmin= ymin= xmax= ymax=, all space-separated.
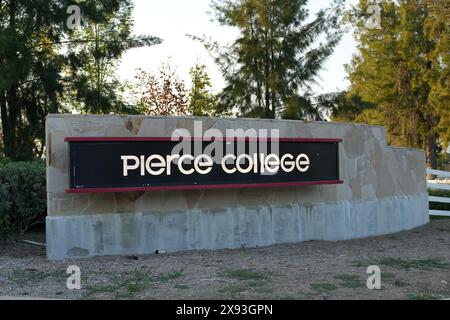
xmin=0 ymin=157 xmax=12 ymax=166
xmin=282 ymin=95 xmax=322 ymax=121
xmin=0 ymin=1 xmax=160 ymax=160
xmin=324 ymin=91 xmax=376 ymax=123
xmin=344 ymin=0 xmax=449 ymax=167
xmin=0 ymin=195 xmax=14 ymax=240
xmin=193 ymin=0 xmax=344 ymax=119
xmin=188 ymin=64 xmax=219 ymax=116
xmin=0 ymin=160 xmax=46 ymax=234
xmin=65 ymin=1 xmax=161 ymax=115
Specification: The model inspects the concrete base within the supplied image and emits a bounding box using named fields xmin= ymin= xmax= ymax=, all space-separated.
xmin=46 ymin=193 xmax=429 ymax=260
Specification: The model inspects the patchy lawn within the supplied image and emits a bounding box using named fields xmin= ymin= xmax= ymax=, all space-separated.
xmin=0 ymin=219 xmax=449 ymax=300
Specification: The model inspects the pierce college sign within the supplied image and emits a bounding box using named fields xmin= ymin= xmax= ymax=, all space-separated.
xmin=65 ymin=136 xmax=342 ymax=193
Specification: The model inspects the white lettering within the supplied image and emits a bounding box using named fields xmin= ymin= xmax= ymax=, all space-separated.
xmin=194 ymin=155 xmax=213 ymax=175
xmin=66 ymin=265 xmax=81 ymax=290
xmin=145 ymin=155 xmax=165 ymax=176
xmin=222 ymin=154 xmax=237 ymax=174
xmin=236 ymin=154 xmax=254 ymax=174
xmin=296 ymin=154 xmax=310 ymax=172
xmin=281 ymin=154 xmax=295 ymax=172
xmin=121 ymin=156 xmax=139 ymax=176
xmin=178 ymin=155 xmax=195 ymax=175
xmin=121 ymin=153 xmax=311 ymax=176
xmin=264 ymin=154 xmax=280 ymax=174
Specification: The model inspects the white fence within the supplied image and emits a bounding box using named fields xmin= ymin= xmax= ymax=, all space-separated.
xmin=427 ymin=168 xmax=450 ymax=217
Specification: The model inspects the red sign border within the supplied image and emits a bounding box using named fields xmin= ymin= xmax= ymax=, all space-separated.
xmin=64 ymin=137 xmax=343 ymax=193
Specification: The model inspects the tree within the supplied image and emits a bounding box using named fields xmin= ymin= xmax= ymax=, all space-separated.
xmin=133 ymin=63 xmax=189 ymax=116
xmin=0 ymin=0 xmax=160 ymax=160
xmin=423 ymin=0 xmax=450 ymax=151
xmin=192 ymin=0 xmax=343 ymax=119
xmin=1 ymin=0 xmax=67 ymax=160
xmin=323 ymin=91 xmax=377 ymax=123
xmin=188 ymin=64 xmax=218 ymax=116
xmin=65 ymin=1 xmax=161 ymax=115
xmin=345 ymin=0 xmax=449 ymax=168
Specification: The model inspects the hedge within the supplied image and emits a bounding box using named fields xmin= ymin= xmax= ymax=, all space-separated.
xmin=0 ymin=159 xmax=46 ymax=237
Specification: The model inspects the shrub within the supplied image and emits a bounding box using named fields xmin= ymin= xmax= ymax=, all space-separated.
xmin=0 ymin=157 xmax=11 ymax=166
xmin=0 ymin=160 xmax=46 ymax=234
xmin=0 ymin=214 xmax=14 ymax=240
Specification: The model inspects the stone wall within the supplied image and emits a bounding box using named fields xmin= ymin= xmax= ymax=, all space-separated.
xmin=46 ymin=115 xmax=429 ymax=259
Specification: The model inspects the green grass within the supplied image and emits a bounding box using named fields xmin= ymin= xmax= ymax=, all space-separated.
xmin=82 ymin=269 xmax=184 ymax=299
xmin=408 ymin=292 xmax=442 ymax=300
xmin=378 ymin=257 xmax=450 ymax=271
xmin=82 ymin=270 xmax=149 ymax=299
xmin=310 ymin=282 xmax=338 ymax=293
xmin=334 ymin=274 xmax=363 ymax=288
xmin=222 ymin=268 xmax=269 ymax=281
xmin=84 ymin=279 xmax=149 ymax=299
xmin=218 ymin=268 xmax=272 ymax=298
xmin=381 ymin=272 xmax=396 ymax=280
xmin=350 ymin=260 xmax=366 ymax=267
xmin=379 ymin=272 xmax=409 ymax=287
xmin=156 ymin=269 xmax=184 ymax=283
xmin=8 ymin=268 xmax=67 ymax=285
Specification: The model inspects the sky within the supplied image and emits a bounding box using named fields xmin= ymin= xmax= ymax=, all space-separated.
xmin=118 ymin=0 xmax=360 ymax=95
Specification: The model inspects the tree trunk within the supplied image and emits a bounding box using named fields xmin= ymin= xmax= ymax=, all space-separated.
xmin=0 ymin=90 xmax=8 ymax=156
xmin=5 ymin=85 xmax=19 ymax=159
xmin=2 ymin=0 xmax=23 ymax=160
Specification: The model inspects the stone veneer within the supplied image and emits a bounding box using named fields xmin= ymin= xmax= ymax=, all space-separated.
xmin=46 ymin=115 xmax=429 ymax=260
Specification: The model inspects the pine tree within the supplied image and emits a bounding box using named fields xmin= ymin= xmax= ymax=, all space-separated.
xmin=65 ymin=1 xmax=160 ymax=115
xmin=344 ymin=0 xmax=449 ymax=168
xmin=0 ymin=0 xmax=160 ymax=160
xmin=193 ymin=0 xmax=343 ymax=119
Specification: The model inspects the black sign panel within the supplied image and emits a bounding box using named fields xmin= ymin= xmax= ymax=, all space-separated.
xmin=66 ymin=137 xmax=342 ymax=193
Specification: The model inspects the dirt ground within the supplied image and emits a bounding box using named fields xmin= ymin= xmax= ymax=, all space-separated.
xmin=1 ymin=219 xmax=449 ymax=300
